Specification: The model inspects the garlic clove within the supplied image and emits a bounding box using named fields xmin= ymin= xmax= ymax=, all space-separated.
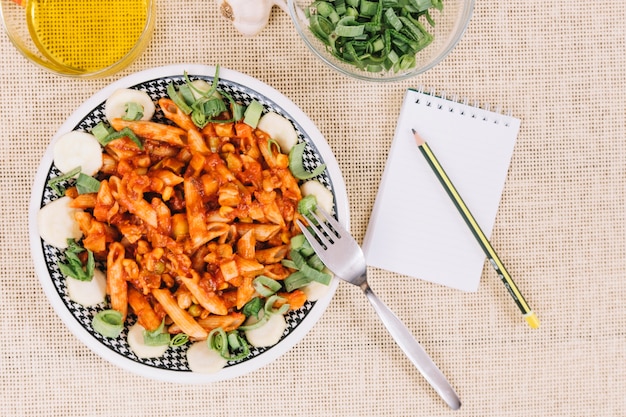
xmin=216 ymin=0 xmax=287 ymax=37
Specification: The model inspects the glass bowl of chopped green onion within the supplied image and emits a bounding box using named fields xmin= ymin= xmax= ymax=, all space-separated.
xmin=287 ymin=0 xmax=474 ymax=82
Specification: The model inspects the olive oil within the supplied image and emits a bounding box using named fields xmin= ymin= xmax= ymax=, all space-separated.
xmin=26 ymin=0 xmax=149 ymax=74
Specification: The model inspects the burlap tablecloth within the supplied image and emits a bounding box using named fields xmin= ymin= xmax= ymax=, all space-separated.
xmin=1 ymin=1 xmax=624 ymax=416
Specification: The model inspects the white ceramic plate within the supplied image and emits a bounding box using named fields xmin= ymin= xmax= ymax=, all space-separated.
xmin=28 ymin=64 xmax=349 ymax=383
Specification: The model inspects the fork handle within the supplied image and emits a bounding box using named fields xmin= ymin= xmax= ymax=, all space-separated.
xmin=361 ymin=283 xmax=462 ymax=410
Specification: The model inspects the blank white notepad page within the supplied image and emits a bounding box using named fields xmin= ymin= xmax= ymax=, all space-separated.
xmin=362 ymin=89 xmax=520 ymax=292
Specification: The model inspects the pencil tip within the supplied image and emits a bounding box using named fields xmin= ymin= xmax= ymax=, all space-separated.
xmin=411 ymin=128 xmax=425 ymax=146
xmin=525 ymin=312 xmax=540 ymax=329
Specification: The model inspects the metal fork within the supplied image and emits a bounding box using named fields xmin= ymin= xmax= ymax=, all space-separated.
xmin=296 ymin=209 xmax=462 ymax=410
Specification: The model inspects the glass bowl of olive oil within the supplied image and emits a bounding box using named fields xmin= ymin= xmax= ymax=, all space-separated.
xmin=1 ymin=0 xmax=156 ymax=78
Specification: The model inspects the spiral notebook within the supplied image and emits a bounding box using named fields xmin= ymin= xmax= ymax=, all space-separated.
xmin=362 ymin=88 xmax=520 ymax=292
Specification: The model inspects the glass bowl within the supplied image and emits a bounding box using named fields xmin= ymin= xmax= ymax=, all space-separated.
xmin=0 ymin=0 xmax=156 ymax=78
xmin=287 ymin=0 xmax=474 ymax=82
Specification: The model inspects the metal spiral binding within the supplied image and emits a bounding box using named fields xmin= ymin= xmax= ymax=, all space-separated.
xmin=414 ymin=86 xmax=512 ymax=127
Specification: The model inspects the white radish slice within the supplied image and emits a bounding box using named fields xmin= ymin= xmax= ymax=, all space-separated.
xmin=37 ymin=196 xmax=83 ymax=249
xmin=104 ymin=88 xmax=155 ymax=121
xmin=256 ymin=112 xmax=298 ymax=153
xmin=186 ymin=341 xmax=228 ymax=373
xmin=127 ymin=323 xmax=169 ymax=359
xmin=244 ymin=312 xmax=287 ymax=348
xmin=52 ymin=131 xmax=102 ymax=176
xmin=300 ymin=180 xmax=334 ymax=214
xmin=66 ymin=269 xmax=107 ymax=307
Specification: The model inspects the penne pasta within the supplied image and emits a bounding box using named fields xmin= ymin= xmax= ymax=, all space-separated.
xmin=65 ymin=93 xmax=328 ymax=359
xmin=107 ymin=242 xmax=128 ymax=320
xmin=152 ymin=288 xmax=208 ymax=340
xmin=110 ymin=118 xmax=187 ymax=147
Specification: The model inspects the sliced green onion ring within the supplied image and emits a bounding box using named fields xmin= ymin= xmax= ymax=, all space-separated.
xmin=207 ymin=327 xmax=229 ymax=358
xmin=288 ymin=142 xmax=326 ymax=180
xmin=169 ymin=333 xmax=189 ymax=347
xmin=253 ymin=275 xmax=282 ymax=297
xmin=264 ymin=295 xmax=290 ymax=316
xmin=92 ymin=309 xmax=124 ymax=338
xmin=238 ymin=314 xmax=269 ymax=331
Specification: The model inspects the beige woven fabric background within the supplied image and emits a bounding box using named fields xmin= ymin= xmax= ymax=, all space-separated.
xmin=1 ymin=1 xmax=625 ymax=416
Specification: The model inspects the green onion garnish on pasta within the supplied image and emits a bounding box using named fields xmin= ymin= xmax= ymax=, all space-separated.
xmin=208 ymin=327 xmax=250 ymax=360
xmin=96 ymin=127 xmax=143 ymax=150
xmin=288 ymin=142 xmax=326 ymax=180
xmin=122 ymin=102 xmax=144 ymax=121
xmin=253 ymin=275 xmax=282 ymax=297
xmin=47 ymin=166 xmax=81 ymax=196
xmin=142 ymin=320 xmax=171 ymax=346
xmin=92 ymin=309 xmax=124 ymax=338
xmin=76 ymin=173 xmax=101 ymax=194
xmin=58 ymin=238 xmax=94 ymax=282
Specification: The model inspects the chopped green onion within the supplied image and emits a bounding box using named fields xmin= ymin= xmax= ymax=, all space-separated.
xmin=143 ymin=320 xmax=170 ymax=346
xmin=207 ymin=327 xmax=229 ymax=357
xmin=243 ymin=99 xmax=264 ymax=128
xmin=299 ymin=262 xmax=333 ymax=285
xmin=284 ymin=271 xmax=312 ymax=292
xmin=297 ymin=195 xmax=318 ymax=219
xmin=76 ymin=173 xmax=101 ymax=194
xmin=92 ymin=309 xmax=124 ymax=338
xmin=184 ymin=71 xmax=218 ymax=99
xmin=290 ymin=233 xmax=307 ymax=251
xmin=225 ymin=331 xmax=250 ymax=360
xmin=209 ymin=330 xmax=250 ymax=361
xmin=122 ymin=102 xmax=144 ymax=121
xmin=305 ymin=0 xmax=441 ymax=74
xmin=288 ymin=142 xmax=326 ymax=180
xmin=359 ymin=0 xmax=378 ymax=16
xmin=410 ymin=0 xmax=434 ymax=12
xmin=166 ymin=82 xmax=192 ymax=114
xmin=47 ymin=166 xmax=81 ymax=196
xmin=91 ymin=121 xmax=115 ymax=142
xmin=169 ymin=333 xmax=189 ymax=347
xmin=231 ymin=101 xmax=246 ymax=122
xmin=335 ymin=16 xmax=365 ymax=37
xmin=97 ymin=127 xmax=143 ymax=150
xmin=285 ymin=247 xmax=332 ymax=289
xmin=242 ymin=296 xmax=263 ymax=318
xmin=167 ymin=66 xmax=244 ymax=128
xmin=267 ymin=139 xmax=281 ymax=155
xmin=264 ymin=295 xmax=290 ymax=316
xmin=58 ymin=238 xmax=94 ymax=282
xmin=307 ymin=253 xmax=325 ymax=271
xmin=384 ymin=7 xmax=403 ymax=31
xmin=238 ymin=314 xmax=269 ymax=331
xmin=253 ymin=275 xmax=282 ymax=297
xmin=281 ymin=259 xmax=298 ymax=270
xmin=298 ymin=238 xmax=316 ymax=257
xmin=290 ymin=249 xmax=307 ymax=269
xmin=178 ymin=84 xmax=196 ymax=105
xmin=335 ymin=0 xmax=346 ymax=14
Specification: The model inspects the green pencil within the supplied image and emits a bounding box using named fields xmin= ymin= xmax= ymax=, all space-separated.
xmin=411 ymin=128 xmax=539 ymax=329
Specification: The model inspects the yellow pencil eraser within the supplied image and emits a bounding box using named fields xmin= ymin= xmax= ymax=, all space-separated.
xmin=524 ymin=312 xmax=540 ymax=329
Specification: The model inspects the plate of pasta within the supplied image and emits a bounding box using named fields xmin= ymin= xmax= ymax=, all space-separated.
xmin=28 ymin=64 xmax=348 ymax=382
